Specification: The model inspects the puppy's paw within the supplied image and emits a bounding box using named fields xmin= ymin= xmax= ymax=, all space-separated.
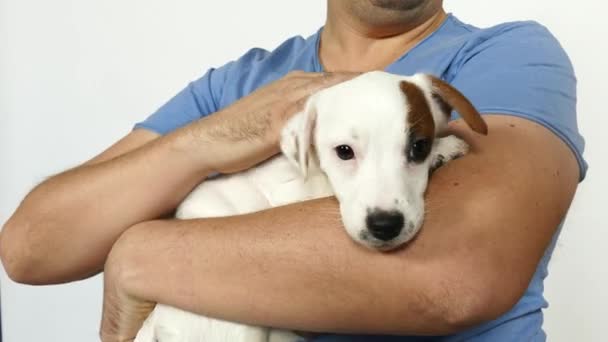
xmin=430 ymin=135 xmax=470 ymax=173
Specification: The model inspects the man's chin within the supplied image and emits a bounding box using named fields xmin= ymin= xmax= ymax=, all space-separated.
xmin=368 ymin=0 xmax=427 ymax=11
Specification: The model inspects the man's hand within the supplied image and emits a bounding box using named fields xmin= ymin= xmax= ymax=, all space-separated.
xmin=100 ymin=231 xmax=156 ymax=342
xmin=182 ymin=71 xmax=358 ymax=174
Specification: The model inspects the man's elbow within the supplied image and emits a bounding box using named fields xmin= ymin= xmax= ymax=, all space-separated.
xmin=444 ymin=287 xmax=519 ymax=333
xmin=0 ymin=217 xmax=44 ymax=285
xmin=426 ymin=277 xmax=522 ymax=334
xmin=1 ymin=255 xmax=36 ymax=285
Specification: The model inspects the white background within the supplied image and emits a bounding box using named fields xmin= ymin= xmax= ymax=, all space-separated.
xmin=1 ymin=1 xmax=606 ymax=341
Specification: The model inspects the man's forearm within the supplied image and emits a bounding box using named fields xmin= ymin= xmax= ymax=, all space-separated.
xmin=0 ymin=127 xmax=213 ymax=284
xmin=108 ymin=198 xmax=467 ymax=336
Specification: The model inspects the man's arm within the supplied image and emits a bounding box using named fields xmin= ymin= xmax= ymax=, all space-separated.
xmin=0 ymin=71 xmax=356 ymax=285
xmin=0 ymin=128 xmax=208 ymax=284
xmin=103 ymin=115 xmax=580 ymax=336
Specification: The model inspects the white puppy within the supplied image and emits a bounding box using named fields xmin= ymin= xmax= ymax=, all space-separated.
xmin=133 ymin=71 xmax=488 ymax=342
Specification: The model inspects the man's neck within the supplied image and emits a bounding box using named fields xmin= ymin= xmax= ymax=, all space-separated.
xmin=319 ymin=8 xmax=446 ymax=72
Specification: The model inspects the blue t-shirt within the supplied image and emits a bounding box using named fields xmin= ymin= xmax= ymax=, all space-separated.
xmin=135 ymin=14 xmax=587 ymax=341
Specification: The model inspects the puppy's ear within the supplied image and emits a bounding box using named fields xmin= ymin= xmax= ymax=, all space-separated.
xmin=427 ymin=75 xmax=488 ymax=135
xmin=280 ymin=97 xmax=318 ymax=178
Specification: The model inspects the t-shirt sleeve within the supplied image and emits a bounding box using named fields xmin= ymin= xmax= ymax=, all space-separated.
xmin=133 ymin=62 xmax=233 ymax=135
xmin=448 ymin=22 xmax=587 ymax=180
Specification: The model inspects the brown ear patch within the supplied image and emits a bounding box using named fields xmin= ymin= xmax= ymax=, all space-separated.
xmin=428 ymin=76 xmax=488 ymax=135
xmin=399 ymin=80 xmax=435 ymax=140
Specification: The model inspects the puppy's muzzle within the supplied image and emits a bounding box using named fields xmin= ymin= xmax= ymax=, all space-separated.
xmin=365 ymin=210 xmax=405 ymax=241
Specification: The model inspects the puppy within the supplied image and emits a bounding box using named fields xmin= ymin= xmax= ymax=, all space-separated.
xmin=134 ymin=71 xmax=488 ymax=342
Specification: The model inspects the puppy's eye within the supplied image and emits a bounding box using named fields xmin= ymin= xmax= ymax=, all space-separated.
xmin=335 ymin=145 xmax=355 ymax=160
xmin=408 ymin=138 xmax=431 ymax=162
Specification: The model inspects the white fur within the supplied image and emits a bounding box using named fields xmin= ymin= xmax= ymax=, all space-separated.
xmin=134 ymin=71 xmax=473 ymax=342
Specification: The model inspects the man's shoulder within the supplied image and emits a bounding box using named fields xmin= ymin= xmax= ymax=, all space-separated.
xmin=427 ymin=15 xmax=574 ymax=84
xmin=397 ymin=15 xmax=570 ymax=81
xmin=447 ymin=15 xmax=566 ymax=58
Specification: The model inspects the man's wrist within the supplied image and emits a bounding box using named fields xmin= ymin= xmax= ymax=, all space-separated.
xmin=168 ymin=110 xmax=279 ymax=174
xmin=101 ymin=222 xmax=158 ymax=341
xmin=104 ymin=221 xmax=159 ymax=300
xmin=162 ymin=120 xmax=217 ymax=177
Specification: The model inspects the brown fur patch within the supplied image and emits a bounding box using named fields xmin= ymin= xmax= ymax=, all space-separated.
xmin=400 ymin=80 xmax=435 ymax=140
xmin=428 ymin=76 xmax=488 ymax=135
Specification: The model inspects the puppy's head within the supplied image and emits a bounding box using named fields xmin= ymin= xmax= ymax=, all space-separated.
xmin=281 ymin=71 xmax=487 ymax=251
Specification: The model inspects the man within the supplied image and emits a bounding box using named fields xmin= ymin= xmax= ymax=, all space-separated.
xmin=0 ymin=0 xmax=586 ymax=341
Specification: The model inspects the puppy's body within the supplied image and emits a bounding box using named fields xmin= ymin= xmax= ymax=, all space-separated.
xmin=177 ymin=153 xmax=332 ymax=220
xmin=133 ymin=71 xmax=486 ymax=342
xmin=135 ymin=303 xmax=297 ymax=342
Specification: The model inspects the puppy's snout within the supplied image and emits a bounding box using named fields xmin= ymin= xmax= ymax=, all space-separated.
xmin=366 ymin=210 xmax=404 ymax=241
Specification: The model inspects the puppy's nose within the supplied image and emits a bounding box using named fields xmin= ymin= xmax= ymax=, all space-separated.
xmin=366 ymin=210 xmax=404 ymax=241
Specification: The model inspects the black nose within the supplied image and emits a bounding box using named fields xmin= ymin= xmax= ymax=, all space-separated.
xmin=366 ymin=210 xmax=404 ymax=241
